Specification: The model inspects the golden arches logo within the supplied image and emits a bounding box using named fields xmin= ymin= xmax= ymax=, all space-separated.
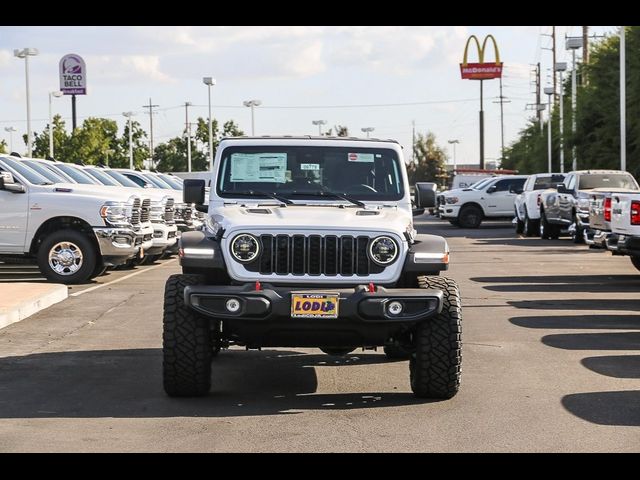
xmin=460 ymin=34 xmax=503 ymax=80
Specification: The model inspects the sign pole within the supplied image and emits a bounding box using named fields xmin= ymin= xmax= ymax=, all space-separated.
xmin=72 ymin=94 xmax=77 ymax=131
xmin=479 ymin=79 xmax=485 ymax=170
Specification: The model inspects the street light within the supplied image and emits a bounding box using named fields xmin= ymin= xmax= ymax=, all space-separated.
xmin=48 ymin=91 xmax=63 ymax=158
xmin=555 ymin=62 xmax=567 ymax=173
xmin=566 ymin=36 xmax=582 ymax=171
xmin=203 ymin=77 xmax=216 ymax=172
xmin=312 ymin=120 xmax=327 ymax=136
xmin=105 ymin=148 xmax=115 ymax=168
xmin=544 ymin=86 xmax=554 ymax=173
xmin=448 ymin=139 xmax=460 ymax=172
xmin=123 ymin=112 xmax=135 ymax=169
xmin=361 ymin=127 xmax=374 ymax=138
xmin=184 ymin=102 xmax=193 ymax=172
xmin=4 ymin=127 xmax=16 ymax=153
xmin=14 ymin=48 xmax=39 ymax=157
xmin=243 ymin=99 xmax=262 ymax=136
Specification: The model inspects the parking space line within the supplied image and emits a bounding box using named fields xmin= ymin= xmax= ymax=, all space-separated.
xmin=70 ymin=258 xmax=178 ymax=297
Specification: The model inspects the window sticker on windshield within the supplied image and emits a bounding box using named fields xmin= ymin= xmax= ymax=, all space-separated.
xmin=230 ymin=153 xmax=287 ymax=183
xmin=348 ymin=153 xmax=374 ymax=163
xmin=300 ymin=163 xmax=319 ymax=171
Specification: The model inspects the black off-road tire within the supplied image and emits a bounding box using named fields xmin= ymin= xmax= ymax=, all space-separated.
xmin=539 ymin=210 xmax=559 ymax=240
xmin=36 ymin=229 xmax=97 ymax=284
xmin=319 ymin=347 xmax=355 ymax=356
xmin=384 ymin=344 xmax=412 ymax=360
xmin=458 ymin=205 xmax=483 ymax=228
xmin=630 ymin=256 xmax=640 ymax=272
xmin=523 ymin=211 xmax=539 ymax=237
xmin=163 ymin=274 xmax=212 ymax=397
xmin=409 ymin=275 xmax=462 ymax=399
xmin=515 ymin=209 xmax=524 ymax=234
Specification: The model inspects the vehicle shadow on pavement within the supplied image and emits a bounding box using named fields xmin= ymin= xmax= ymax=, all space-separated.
xmin=473 ymin=274 xmax=640 ymax=293
xmin=510 ymin=315 xmax=640 ymax=330
xmin=581 ymin=355 xmax=640 ymax=379
xmin=508 ymin=299 xmax=640 ymax=311
xmin=541 ymin=332 xmax=640 ymax=350
xmin=561 ymin=391 xmax=640 ymax=426
xmin=0 ymin=349 xmax=427 ymax=419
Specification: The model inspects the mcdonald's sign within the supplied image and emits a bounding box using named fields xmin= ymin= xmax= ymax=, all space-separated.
xmin=460 ymin=34 xmax=503 ymax=80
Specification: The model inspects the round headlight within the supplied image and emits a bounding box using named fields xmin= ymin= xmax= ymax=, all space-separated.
xmin=230 ymin=234 xmax=260 ymax=263
xmin=368 ymin=236 xmax=399 ymax=265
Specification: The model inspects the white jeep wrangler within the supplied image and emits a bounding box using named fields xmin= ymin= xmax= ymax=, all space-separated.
xmin=164 ymin=137 xmax=462 ymax=399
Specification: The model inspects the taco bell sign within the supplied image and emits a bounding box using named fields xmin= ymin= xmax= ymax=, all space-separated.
xmin=59 ymin=54 xmax=87 ymax=95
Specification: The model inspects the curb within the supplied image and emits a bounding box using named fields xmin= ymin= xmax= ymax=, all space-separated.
xmin=0 ymin=283 xmax=68 ymax=330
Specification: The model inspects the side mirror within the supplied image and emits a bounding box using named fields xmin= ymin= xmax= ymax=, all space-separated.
xmin=0 ymin=171 xmax=25 ymax=193
xmin=184 ymin=179 xmax=206 ymax=205
xmin=414 ymin=182 xmax=436 ymax=208
xmin=557 ymin=184 xmax=568 ymax=194
xmin=486 ymin=185 xmax=497 ymax=194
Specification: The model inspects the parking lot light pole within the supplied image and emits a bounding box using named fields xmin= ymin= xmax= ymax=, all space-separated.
xmin=243 ymin=99 xmax=262 ymax=136
xmin=555 ymin=62 xmax=567 ymax=173
xmin=123 ymin=112 xmax=135 ymax=169
xmin=48 ymin=91 xmax=63 ymax=158
xmin=14 ymin=48 xmax=39 ymax=157
xmin=361 ymin=127 xmax=374 ymax=138
xmin=566 ymin=37 xmax=582 ymax=171
xmin=203 ymin=77 xmax=216 ymax=172
xmin=312 ymin=120 xmax=327 ymax=136
xmin=544 ymin=86 xmax=554 ymax=173
xmin=448 ymin=139 xmax=459 ymax=172
xmin=4 ymin=127 xmax=16 ymax=153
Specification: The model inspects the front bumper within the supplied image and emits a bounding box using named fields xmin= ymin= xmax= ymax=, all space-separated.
xmin=184 ymin=283 xmax=443 ymax=347
xmin=93 ymin=227 xmax=139 ymax=266
xmin=135 ymin=223 xmax=154 ymax=252
xmin=439 ymin=204 xmax=461 ymax=219
xmin=147 ymin=223 xmax=178 ymax=255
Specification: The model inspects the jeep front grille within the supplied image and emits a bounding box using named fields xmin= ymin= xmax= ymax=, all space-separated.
xmin=246 ymin=234 xmax=384 ymax=276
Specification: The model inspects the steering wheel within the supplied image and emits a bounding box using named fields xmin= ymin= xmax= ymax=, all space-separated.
xmin=343 ymin=184 xmax=378 ymax=193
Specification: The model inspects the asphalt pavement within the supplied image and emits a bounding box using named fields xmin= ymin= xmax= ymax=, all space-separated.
xmin=0 ymin=218 xmax=638 ymax=452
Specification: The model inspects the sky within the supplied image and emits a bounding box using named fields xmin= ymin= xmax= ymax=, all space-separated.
xmin=0 ymin=26 xmax=618 ymax=168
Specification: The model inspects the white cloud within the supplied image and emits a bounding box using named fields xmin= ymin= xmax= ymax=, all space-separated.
xmin=122 ymin=56 xmax=174 ymax=83
xmin=0 ymin=49 xmax=11 ymax=68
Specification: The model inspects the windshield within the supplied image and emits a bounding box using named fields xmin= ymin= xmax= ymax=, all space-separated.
xmin=217 ymin=146 xmax=404 ymax=201
xmin=103 ymin=169 xmax=142 ymax=188
xmin=22 ymin=160 xmax=68 ymax=183
xmin=534 ymin=174 xmax=565 ymax=190
xmin=578 ymin=173 xmax=639 ymax=190
xmin=158 ymin=174 xmax=183 ymax=190
xmin=53 ymin=164 xmax=100 ymax=185
xmin=0 ymin=157 xmax=53 ymax=185
xmin=142 ymin=172 xmax=173 ymax=189
xmin=85 ymin=167 xmax=122 ymax=186
xmin=471 ymin=178 xmax=493 ymax=190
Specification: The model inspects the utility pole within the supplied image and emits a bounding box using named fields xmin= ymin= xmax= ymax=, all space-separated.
xmin=142 ymin=98 xmax=158 ymax=167
xmin=185 ymin=102 xmax=192 ymax=172
xmin=582 ymin=26 xmax=589 ymax=69
xmin=535 ymin=63 xmax=542 ymax=128
xmin=620 ymin=26 xmax=626 ymax=172
xmin=411 ymin=120 xmax=416 ymax=164
xmin=552 ymin=26 xmax=557 ymax=104
xmin=544 ymin=87 xmax=554 ymax=173
xmin=493 ymin=77 xmax=510 ymax=159
xmin=479 ymin=79 xmax=485 ymax=170
xmin=556 ymin=62 xmax=567 ymax=173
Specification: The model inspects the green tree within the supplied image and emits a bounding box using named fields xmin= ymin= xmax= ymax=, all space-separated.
xmin=66 ymin=117 xmax=122 ymax=166
xmin=0 ymin=139 xmax=7 ymax=154
xmin=32 ymin=114 xmax=71 ymax=160
xmin=407 ymin=132 xmax=448 ymax=188
xmin=111 ymin=120 xmax=148 ymax=169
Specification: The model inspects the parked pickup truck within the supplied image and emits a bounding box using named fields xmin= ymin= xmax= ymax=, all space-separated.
xmin=514 ymin=173 xmax=565 ymax=236
xmin=584 ymin=188 xmax=639 ymax=250
xmin=606 ymin=192 xmax=640 ymax=272
xmin=539 ymin=170 xmax=639 ymax=242
xmin=438 ymin=175 xmax=528 ymax=228
xmin=0 ymin=156 xmax=141 ymax=284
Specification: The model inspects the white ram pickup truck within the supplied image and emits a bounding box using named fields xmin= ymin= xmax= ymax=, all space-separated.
xmin=0 ymin=156 xmax=141 ymax=284
xmin=514 ymin=173 xmax=565 ymax=236
xmin=438 ymin=175 xmax=528 ymax=228
xmin=608 ymin=192 xmax=640 ymax=271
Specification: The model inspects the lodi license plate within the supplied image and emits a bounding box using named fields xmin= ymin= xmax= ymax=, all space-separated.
xmin=291 ymin=293 xmax=339 ymax=319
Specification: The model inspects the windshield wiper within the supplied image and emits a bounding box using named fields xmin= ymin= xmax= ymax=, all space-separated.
xmin=288 ymin=190 xmax=366 ymax=208
xmin=228 ymin=190 xmax=293 ymax=206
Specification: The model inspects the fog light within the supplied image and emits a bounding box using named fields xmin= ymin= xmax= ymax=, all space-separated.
xmin=387 ymin=301 xmax=403 ymax=316
xmin=225 ymin=298 xmax=241 ymax=313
